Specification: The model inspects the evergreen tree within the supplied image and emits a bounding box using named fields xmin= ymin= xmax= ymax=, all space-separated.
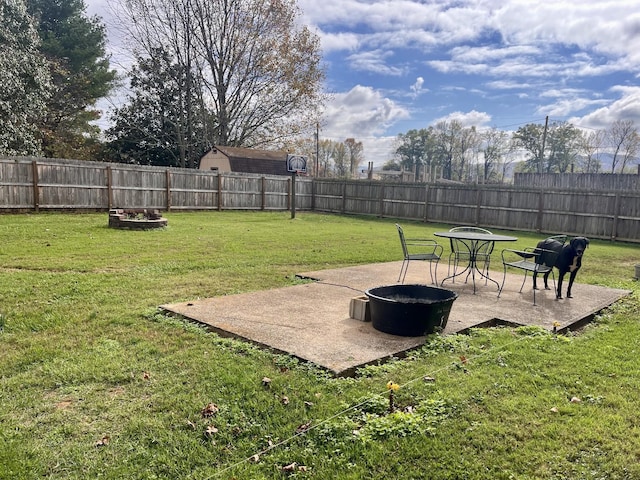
xmin=0 ymin=0 xmax=51 ymax=156
xmin=106 ymin=48 xmax=211 ymax=167
xmin=27 ymin=0 xmax=115 ymax=159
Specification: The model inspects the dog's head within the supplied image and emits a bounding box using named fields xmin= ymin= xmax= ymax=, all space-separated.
xmin=570 ymin=237 xmax=589 ymax=256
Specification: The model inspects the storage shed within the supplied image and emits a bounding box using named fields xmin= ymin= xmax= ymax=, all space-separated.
xmin=199 ymin=146 xmax=290 ymax=176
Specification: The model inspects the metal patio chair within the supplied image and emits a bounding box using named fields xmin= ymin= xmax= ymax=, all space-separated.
xmin=498 ymin=235 xmax=567 ymax=305
xmin=396 ymin=223 xmax=443 ymax=284
xmin=447 ymin=226 xmax=494 ymax=284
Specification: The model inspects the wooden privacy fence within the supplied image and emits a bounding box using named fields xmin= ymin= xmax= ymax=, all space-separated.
xmin=0 ymin=158 xmax=310 ymax=212
xmin=1 ymin=158 xmax=640 ymax=242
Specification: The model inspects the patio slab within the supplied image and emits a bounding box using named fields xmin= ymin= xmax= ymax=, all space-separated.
xmin=160 ymin=261 xmax=630 ymax=376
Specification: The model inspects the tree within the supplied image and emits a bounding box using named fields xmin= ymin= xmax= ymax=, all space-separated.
xmin=26 ymin=0 xmax=115 ymax=159
xmin=481 ymin=128 xmax=514 ymax=183
xmin=395 ymin=129 xmax=427 ymax=180
xmin=106 ymin=48 xmax=212 ymax=167
xmin=546 ymin=122 xmax=582 ymax=173
xmin=434 ymin=120 xmax=465 ymax=180
xmin=344 ymin=138 xmax=364 ymax=177
xmin=577 ymin=130 xmax=604 ymax=173
xmin=513 ymin=123 xmax=546 ymax=173
xmin=455 ymin=125 xmax=479 ymax=181
xmin=0 ymin=0 xmax=51 ymax=156
xmin=118 ymin=0 xmax=324 ymax=153
xmin=607 ymin=119 xmax=639 ymax=173
xmin=333 ymin=142 xmax=349 ymax=178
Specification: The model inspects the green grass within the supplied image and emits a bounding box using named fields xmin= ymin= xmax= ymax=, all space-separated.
xmin=0 ymin=211 xmax=639 ymax=479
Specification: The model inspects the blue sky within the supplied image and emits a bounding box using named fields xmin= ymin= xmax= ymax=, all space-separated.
xmin=87 ymin=0 xmax=640 ymax=166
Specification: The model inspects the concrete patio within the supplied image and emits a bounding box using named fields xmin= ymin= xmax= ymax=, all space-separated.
xmin=160 ymin=261 xmax=630 ymax=376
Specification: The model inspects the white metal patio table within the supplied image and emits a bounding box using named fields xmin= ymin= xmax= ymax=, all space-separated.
xmin=434 ymin=230 xmax=518 ymax=293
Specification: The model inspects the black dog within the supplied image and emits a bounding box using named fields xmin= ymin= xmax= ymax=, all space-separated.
xmin=535 ymin=237 xmax=589 ymax=299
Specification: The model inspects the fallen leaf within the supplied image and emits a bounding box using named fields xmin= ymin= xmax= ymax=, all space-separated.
xmin=262 ymin=377 xmax=272 ymax=387
xmin=281 ymin=396 xmax=289 ymax=405
xmin=298 ymin=465 xmax=308 ymax=472
xmin=201 ymin=403 xmax=219 ymax=417
xmin=304 ymin=401 xmax=314 ymax=407
xmin=142 ymin=371 xmax=151 ymax=380
xmin=282 ymin=462 xmax=297 ymax=472
xmin=95 ymin=435 xmax=110 ymax=447
xmin=460 ymin=355 xmax=468 ymax=364
xmin=250 ymin=454 xmax=260 ymax=463
xmin=570 ymin=397 xmax=582 ymax=403
xmin=204 ymin=425 xmax=218 ymax=437
xmin=295 ymin=421 xmax=312 ymax=434
xmin=186 ymin=420 xmax=197 ymax=430
xmin=550 ymin=407 xmax=559 ymax=413
xmin=423 ymin=376 xmax=436 ymax=383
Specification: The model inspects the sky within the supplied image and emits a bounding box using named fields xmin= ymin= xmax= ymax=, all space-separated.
xmin=85 ymin=0 xmax=640 ymax=167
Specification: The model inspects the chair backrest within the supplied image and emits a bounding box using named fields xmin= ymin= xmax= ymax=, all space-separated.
xmin=449 ymin=226 xmax=494 ymax=254
xmin=395 ymin=224 xmax=409 ymax=258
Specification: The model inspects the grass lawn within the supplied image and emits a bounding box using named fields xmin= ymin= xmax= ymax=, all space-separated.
xmin=0 ymin=211 xmax=639 ymax=480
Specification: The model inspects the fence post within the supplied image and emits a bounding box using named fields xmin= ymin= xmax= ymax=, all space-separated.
xmin=165 ymin=169 xmax=171 ymax=211
xmin=424 ymin=184 xmax=430 ymax=223
xmin=106 ymin=166 xmax=113 ymax=209
xmin=341 ymin=181 xmax=347 ymax=214
xmin=536 ymin=189 xmax=544 ymax=232
xmin=31 ymin=160 xmax=39 ymax=212
xmin=475 ymin=184 xmax=482 ymax=226
xmin=611 ymin=192 xmax=621 ymax=240
xmin=378 ymin=182 xmax=385 ymax=217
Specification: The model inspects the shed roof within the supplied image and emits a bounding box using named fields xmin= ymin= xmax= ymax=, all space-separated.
xmin=213 ymin=145 xmax=289 ymax=175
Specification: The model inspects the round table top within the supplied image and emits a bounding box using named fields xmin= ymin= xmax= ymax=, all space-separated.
xmin=434 ymin=231 xmax=518 ymax=242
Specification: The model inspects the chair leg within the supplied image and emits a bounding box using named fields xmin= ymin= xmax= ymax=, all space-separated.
xmin=498 ymin=264 xmax=507 ymax=298
xmin=430 ymin=259 xmax=439 ymax=285
xmin=518 ymin=271 xmax=528 ymax=293
xmin=398 ymin=260 xmax=407 ymax=283
xmin=398 ymin=260 xmax=408 ymax=283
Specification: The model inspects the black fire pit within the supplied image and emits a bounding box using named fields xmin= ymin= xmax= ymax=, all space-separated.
xmin=365 ymin=284 xmax=458 ymax=336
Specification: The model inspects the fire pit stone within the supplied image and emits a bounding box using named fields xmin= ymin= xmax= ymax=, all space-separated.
xmin=108 ymin=208 xmax=168 ymax=230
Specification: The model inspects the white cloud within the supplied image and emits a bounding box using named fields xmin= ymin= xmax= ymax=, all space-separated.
xmin=432 ymin=110 xmax=493 ymax=129
xmin=346 ymin=50 xmax=407 ymax=76
xmin=410 ymin=77 xmax=425 ymax=98
xmin=570 ymin=86 xmax=640 ymax=129
xmin=321 ymin=85 xmax=410 ymax=165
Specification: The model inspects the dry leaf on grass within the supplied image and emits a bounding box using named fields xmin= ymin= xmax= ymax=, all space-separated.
xmin=262 ymin=377 xmax=272 ymax=387
xmin=282 ymin=462 xmax=297 ymax=472
xmin=570 ymin=397 xmax=582 ymax=403
xmin=281 ymin=396 xmax=289 ymax=405
xmin=281 ymin=463 xmax=308 ymax=473
xmin=95 ymin=435 xmax=110 ymax=447
xmin=204 ymin=425 xmax=218 ymax=437
xmin=201 ymin=403 xmax=219 ymax=417
xmin=295 ymin=421 xmax=312 ymax=434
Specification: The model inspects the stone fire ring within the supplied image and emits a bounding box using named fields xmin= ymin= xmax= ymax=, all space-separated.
xmin=108 ymin=208 xmax=168 ymax=230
